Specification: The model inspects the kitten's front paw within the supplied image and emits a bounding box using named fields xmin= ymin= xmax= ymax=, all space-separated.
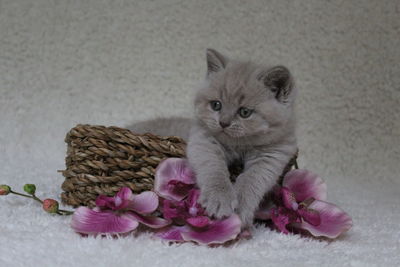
xmin=236 ymin=190 xmax=257 ymax=228
xmin=238 ymin=209 xmax=255 ymax=228
xmin=199 ymin=186 xmax=238 ymax=218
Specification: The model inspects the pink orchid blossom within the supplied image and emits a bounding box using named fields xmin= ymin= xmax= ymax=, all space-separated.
xmin=154 ymin=158 xmax=242 ymax=245
xmin=154 ymin=157 xmax=196 ymax=202
xmin=71 ymin=187 xmax=170 ymax=235
xmin=256 ymin=169 xmax=352 ymax=239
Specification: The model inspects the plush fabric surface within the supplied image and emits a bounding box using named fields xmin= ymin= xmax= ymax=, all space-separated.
xmin=1 ymin=1 xmax=399 ymax=266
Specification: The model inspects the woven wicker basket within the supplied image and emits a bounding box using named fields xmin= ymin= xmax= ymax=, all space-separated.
xmin=60 ymin=124 xmax=297 ymax=207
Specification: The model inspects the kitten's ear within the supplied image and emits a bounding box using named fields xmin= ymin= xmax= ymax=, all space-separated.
xmin=206 ymin=48 xmax=227 ymax=75
xmin=258 ymin=66 xmax=294 ymax=102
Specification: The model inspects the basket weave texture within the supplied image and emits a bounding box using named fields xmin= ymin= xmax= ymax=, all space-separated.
xmin=61 ymin=124 xmax=297 ymax=207
xmin=61 ymin=124 xmax=186 ymax=207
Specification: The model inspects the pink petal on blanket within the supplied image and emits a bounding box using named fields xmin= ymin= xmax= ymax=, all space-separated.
xmin=126 ymin=212 xmax=170 ymax=229
xmin=154 ymin=158 xmax=196 ymax=201
xmin=298 ymin=200 xmax=352 ymax=239
xmin=181 ymin=214 xmax=242 ymax=245
xmin=127 ymin=191 xmax=159 ymax=214
xmin=71 ymin=207 xmax=138 ymax=234
xmin=156 ymin=226 xmax=186 ymax=242
xmin=186 ymin=216 xmax=210 ymax=228
xmin=283 ymin=169 xmax=327 ymax=202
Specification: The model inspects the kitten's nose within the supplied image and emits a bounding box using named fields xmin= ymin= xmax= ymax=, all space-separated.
xmin=219 ymin=121 xmax=230 ymax=128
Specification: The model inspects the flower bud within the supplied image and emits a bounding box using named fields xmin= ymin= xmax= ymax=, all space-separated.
xmin=0 ymin=185 xmax=11 ymax=195
xmin=23 ymin=184 xmax=36 ymax=195
xmin=43 ymin=199 xmax=59 ymax=213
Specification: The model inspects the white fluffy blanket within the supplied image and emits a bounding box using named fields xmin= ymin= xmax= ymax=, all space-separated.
xmin=1 ymin=1 xmax=399 ymax=266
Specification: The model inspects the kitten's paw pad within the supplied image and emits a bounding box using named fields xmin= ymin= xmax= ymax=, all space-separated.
xmin=199 ymin=188 xmax=238 ymax=218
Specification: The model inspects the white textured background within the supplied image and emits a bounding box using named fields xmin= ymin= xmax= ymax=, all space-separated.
xmin=1 ymin=1 xmax=399 ymax=266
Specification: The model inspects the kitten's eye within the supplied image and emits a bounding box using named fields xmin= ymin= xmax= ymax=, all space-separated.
xmin=210 ymin=100 xmax=222 ymax=111
xmin=238 ymin=107 xmax=253 ymax=118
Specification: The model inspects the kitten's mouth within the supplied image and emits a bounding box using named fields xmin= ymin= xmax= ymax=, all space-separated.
xmin=221 ymin=129 xmax=244 ymax=138
xmin=221 ymin=129 xmax=229 ymax=136
xmin=219 ymin=128 xmax=229 ymax=136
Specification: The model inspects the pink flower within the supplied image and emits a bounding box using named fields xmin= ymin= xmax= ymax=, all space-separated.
xmin=154 ymin=158 xmax=196 ymax=201
xmin=256 ymin=169 xmax=352 ymax=239
xmin=162 ymin=189 xmax=205 ymax=224
xmin=71 ymin=187 xmax=170 ymax=235
xmin=154 ymin=158 xmax=242 ymax=245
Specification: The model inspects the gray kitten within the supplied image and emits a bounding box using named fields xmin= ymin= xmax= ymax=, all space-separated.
xmin=129 ymin=49 xmax=297 ymax=227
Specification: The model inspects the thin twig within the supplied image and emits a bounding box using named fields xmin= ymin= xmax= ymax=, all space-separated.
xmin=9 ymin=190 xmax=74 ymax=216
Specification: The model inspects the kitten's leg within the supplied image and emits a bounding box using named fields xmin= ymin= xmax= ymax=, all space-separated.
xmin=187 ymin=130 xmax=237 ymax=218
xmin=234 ymin=145 xmax=296 ymax=227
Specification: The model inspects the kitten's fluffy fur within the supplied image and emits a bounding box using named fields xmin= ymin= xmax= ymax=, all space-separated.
xmin=129 ymin=49 xmax=297 ymax=227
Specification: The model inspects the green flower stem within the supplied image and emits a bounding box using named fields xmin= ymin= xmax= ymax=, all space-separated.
xmin=59 ymin=209 xmax=74 ymax=215
xmin=9 ymin=190 xmax=74 ymax=216
xmin=31 ymin=194 xmax=43 ymax=204
xmin=10 ymin=190 xmax=38 ymax=200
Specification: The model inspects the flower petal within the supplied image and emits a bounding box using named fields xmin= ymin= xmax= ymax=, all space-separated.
xmin=154 ymin=158 xmax=196 ymax=201
xmin=117 ymin=187 xmax=133 ymax=201
xmin=281 ymin=187 xmax=299 ymax=210
xmin=167 ymin=180 xmax=194 ymax=199
xmin=127 ymin=191 xmax=159 ymax=214
xmin=297 ymin=207 xmax=321 ymax=226
xmin=181 ymin=214 xmax=242 ymax=245
xmin=126 ymin=212 xmax=171 ymax=229
xmin=186 ymin=216 xmax=210 ymax=228
xmin=156 ymin=226 xmax=187 ymax=242
xmin=95 ymin=195 xmax=116 ymax=210
xmin=283 ymin=169 xmax=327 ymax=202
xmin=161 ymin=199 xmax=187 ymax=221
xmin=270 ymin=207 xmax=290 ymax=234
xmin=95 ymin=187 xmax=134 ymax=210
xmin=186 ymin=189 xmax=201 ymax=208
xmin=71 ymin=207 xmax=138 ymax=234
xmin=298 ymin=200 xmax=352 ymax=239
xmin=115 ymin=187 xmax=135 ymax=209
xmin=186 ymin=189 xmax=205 ymax=217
